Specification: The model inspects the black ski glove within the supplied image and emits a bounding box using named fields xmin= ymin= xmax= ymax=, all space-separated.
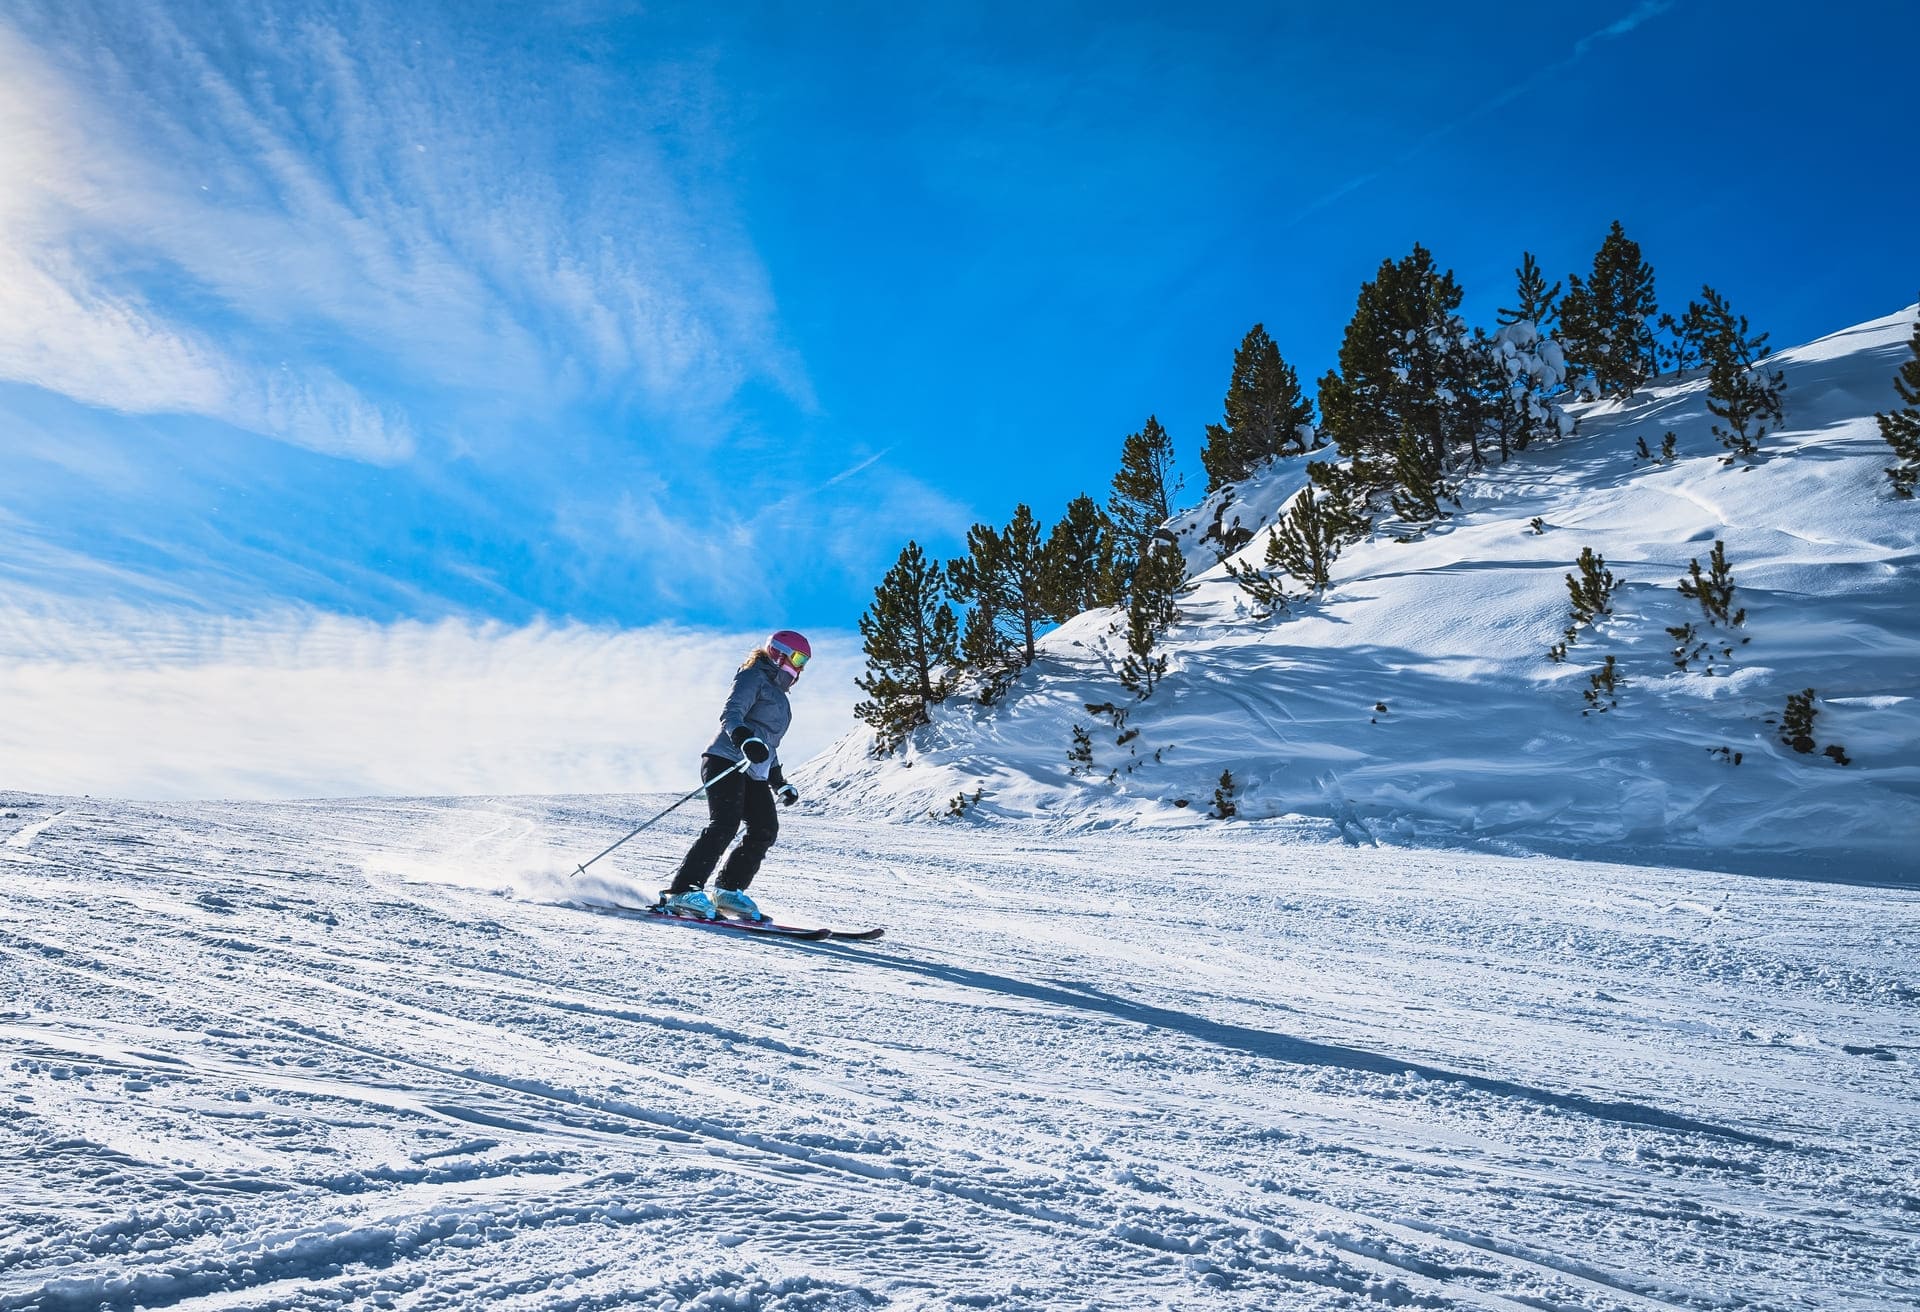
xmin=775 ymin=782 xmax=799 ymax=807
xmin=729 ymin=726 xmax=771 ymax=764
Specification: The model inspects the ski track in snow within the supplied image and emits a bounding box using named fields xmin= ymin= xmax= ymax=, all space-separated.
xmin=1 ymin=792 xmax=1916 ymax=1310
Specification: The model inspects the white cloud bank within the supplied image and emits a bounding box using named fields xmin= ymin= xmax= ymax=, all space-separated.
xmin=0 ymin=606 xmax=860 ymax=801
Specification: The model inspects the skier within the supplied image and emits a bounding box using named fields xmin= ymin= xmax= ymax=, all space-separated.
xmin=658 ymin=631 xmax=811 ymax=922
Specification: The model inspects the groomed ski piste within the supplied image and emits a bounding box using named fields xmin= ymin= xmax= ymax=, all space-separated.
xmin=2 ymin=790 xmax=1916 ymax=1311
xmin=3 ymin=307 xmax=1919 ymax=1311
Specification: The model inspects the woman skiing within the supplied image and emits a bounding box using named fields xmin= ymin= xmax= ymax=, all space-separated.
xmin=659 ymin=631 xmax=810 ymax=922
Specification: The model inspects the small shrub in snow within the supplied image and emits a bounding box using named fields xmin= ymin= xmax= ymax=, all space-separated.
xmin=1771 ymin=689 xmax=1849 ymax=763
xmin=1707 ymin=745 xmax=1744 ymax=766
xmin=1777 ymin=689 xmax=1822 ymax=755
xmin=1211 ymin=770 xmax=1238 ymax=820
xmin=1551 ymin=548 xmax=1614 ymax=663
xmin=1067 ymin=724 xmax=1094 ymax=775
xmin=945 ymin=788 xmax=985 ymax=818
xmin=1634 ymin=431 xmax=1679 ymax=466
xmin=1667 ymin=621 xmax=1705 ymax=671
xmin=1581 ymin=655 xmax=1623 ymax=714
xmin=1566 ymin=548 xmax=1616 ymax=626
xmin=1529 ymin=516 xmax=1546 ymax=535
xmin=1222 ymin=534 xmax=1290 ymax=619
xmin=1876 ymin=305 xmax=1920 ymax=498
xmin=1669 ymin=539 xmax=1749 ymax=673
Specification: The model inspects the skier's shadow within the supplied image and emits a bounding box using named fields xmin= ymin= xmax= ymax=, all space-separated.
xmin=807 ymin=942 xmax=1789 ymax=1150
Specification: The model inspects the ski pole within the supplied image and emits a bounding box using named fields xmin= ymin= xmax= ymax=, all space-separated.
xmin=568 ymin=758 xmax=751 ymax=878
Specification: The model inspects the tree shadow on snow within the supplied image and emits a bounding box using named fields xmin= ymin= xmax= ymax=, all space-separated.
xmin=809 ymin=942 xmax=1793 ymax=1150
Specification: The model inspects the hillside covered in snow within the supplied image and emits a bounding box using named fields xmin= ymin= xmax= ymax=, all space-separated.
xmin=807 ymin=307 xmax=1920 ymax=879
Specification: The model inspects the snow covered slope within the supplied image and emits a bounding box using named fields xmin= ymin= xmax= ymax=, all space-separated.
xmin=808 ymin=307 xmax=1920 ymax=880
xmin=2 ymin=791 xmax=1916 ymax=1309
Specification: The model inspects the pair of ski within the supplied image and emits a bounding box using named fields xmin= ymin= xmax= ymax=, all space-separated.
xmin=605 ymin=901 xmax=884 ymax=942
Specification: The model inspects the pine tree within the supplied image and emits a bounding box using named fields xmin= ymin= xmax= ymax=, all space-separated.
xmin=1498 ymin=252 xmax=1561 ymax=330
xmin=1200 ymin=324 xmax=1316 ymax=492
xmin=1484 ymin=254 xmax=1574 ymax=459
xmin=854 ymin=541 xmax=960 ymax=752
xmin=1558 ymin=220 xmax=1660 ymax=398
xmin=1120 ymin=540 xmax=1185 ymax=697
xmin=1318 ymin=244 xmax=1477 ymax=503
xmin=1658 ymin=291 xmax=1720 ymax=374
xmin=1304 ymin=460 xmax=1375 ymax=546
xmin=999 ymin=505 xmax=1051 ymax=665
xmin=1043 ymin=495 xmax=1118 ymax=621
xmin=1269 ymin=485 xmax=1342 ymax=590
xmin=1692 ymin=286 xmax=1785 ymax=463
xmin=1388 ymin=430 xmax=1454 ymax=527
xmin=947 ymin=523 xmax=1016 ymax=675
xmin=947 ymin=506 xmax=1053 ymax=670
xmin=1108 ymin=415 xmax=1181 ymax=583
xmin=1876 ymin=304 xmax=1920 ymax=497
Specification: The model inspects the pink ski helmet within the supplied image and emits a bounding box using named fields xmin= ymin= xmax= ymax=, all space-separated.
xmin=766 ymin=630 xmax=811 ymax=681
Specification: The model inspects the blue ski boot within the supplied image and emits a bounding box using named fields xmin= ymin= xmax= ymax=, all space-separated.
xmin=659 ymin=888 xmax=716 ymax=919
xmin=713 ymin=887 xmax=769 ymax=922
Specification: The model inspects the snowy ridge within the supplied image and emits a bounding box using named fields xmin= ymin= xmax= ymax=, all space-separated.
xmin=805 ymin=306 xmax=1920 ymax=879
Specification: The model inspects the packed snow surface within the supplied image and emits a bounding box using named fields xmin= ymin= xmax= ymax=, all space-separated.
xmin=809 ymin=307 xmax=1920 ymax=879
xmin=3 ymin=791 xmax=1916 ymax=1310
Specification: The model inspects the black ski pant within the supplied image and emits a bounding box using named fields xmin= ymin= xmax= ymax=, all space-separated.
xmin=669 ymin=754 xmax=778 ymax=893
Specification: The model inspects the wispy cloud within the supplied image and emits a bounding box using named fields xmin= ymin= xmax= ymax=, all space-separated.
xmin=0 ymin=602 xmax=860 ymax=800
xmin=1573 ymin=0 xmax=1675 ymax=59
xmin=1283 ymin=1 xmax=1679 ymax=229
xmin=0 ymin=3 xmax=805 ymax=462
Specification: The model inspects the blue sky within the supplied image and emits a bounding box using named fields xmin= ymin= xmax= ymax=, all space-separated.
xmin=1 ymin=0 xmax=1914 ymax=796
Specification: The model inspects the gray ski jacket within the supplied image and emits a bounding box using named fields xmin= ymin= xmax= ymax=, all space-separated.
xmin=704 ymin=654 xmax=793 ymax=780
